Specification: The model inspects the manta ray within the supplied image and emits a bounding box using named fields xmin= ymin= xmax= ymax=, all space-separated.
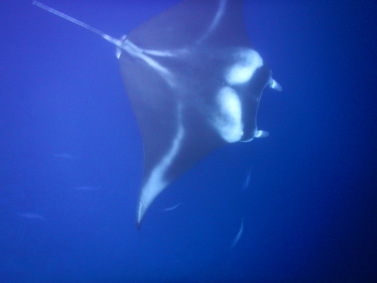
xmin=34 ymin=0 xmax=281 ymax=228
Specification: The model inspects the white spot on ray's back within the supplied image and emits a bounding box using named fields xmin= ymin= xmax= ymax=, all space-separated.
xmin=226 ymin=49 xmax=263 ymax=85
xmin=212 ymin=87 xmax=243 ymax=143
xmin=138 ymin=109 xmax=185 ymax=224
xmin=196 ymin=0 xmax=227 ymax=43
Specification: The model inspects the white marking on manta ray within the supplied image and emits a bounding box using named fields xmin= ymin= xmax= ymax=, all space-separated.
xmin=162 ymin=202 xmax=182 ymax=212
xmin=211 ymin=48 xmax=266 ymax=143
xmin=120 ymin=38 xmax=177 ymax=88
xmin=226 ymin=49 xmax=264 ymax=85
xmin=18 ymin=212 xmax=47 ymax=221
xmin=143 ymin=49 xmax=180 ymax=57
xmin=138 ymin=105 xmax=185 ymax=226
xmin=117 ymin=37 xmax=188 ymax=59
xmin=196 ymin=0 xmax=227 ymax=44
xmin=231 ymin=218 xmax=244 ymax=248
xmin=213 ymin=86 xmax=243 ymax=143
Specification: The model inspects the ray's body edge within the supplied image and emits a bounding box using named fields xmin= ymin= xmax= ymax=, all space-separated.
xmin=33 ymin=0 xmax=281 ymax=229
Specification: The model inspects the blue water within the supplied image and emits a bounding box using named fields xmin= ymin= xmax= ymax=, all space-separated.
xmin=1 ymin=0 xmax=376 ymax=282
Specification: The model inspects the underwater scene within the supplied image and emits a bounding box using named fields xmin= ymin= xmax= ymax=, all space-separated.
xmin=0 ymin=0 xmax=376 ymax=282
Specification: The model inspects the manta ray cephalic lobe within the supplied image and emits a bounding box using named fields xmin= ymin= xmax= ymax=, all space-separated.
xmin=33 ymin=0 xmax=281 ymax=228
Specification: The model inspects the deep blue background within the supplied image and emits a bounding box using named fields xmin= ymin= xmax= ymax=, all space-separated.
xmin=1 ymin=0 xmax=376 ymax=282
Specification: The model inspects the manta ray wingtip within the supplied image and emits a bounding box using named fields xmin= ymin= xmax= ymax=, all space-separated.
xmin=136 ymin=201 xmax=145 ymax=230
xmin=137 ymin=215 xmax=143 ymax=230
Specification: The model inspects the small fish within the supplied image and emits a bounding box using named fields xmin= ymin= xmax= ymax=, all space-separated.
xmin=74 ymin=186 xmax=100 ymax=191
xmin=17 ymin=212 xmax=47 ymax=221
xmin=231 ymin=218 xmax=244 ymax=248
xmin=242 ymin=168 xmax=252 ymax=190
xmin=162 ymin=202 xmax=182 ymax=212
xmin=53 ymin=153 xmax=75 ymax=160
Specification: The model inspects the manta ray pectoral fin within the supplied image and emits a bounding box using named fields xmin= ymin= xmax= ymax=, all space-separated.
xmin=137 ymin=106 xmax=185 ymax=227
